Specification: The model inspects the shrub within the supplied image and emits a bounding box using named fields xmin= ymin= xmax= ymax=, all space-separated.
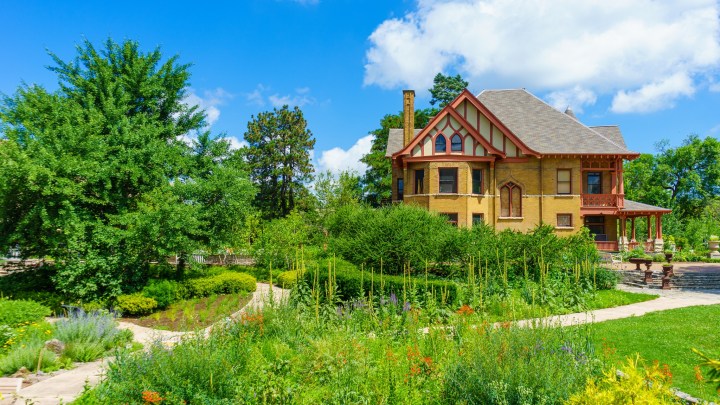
xmin=185 ymin=272 xmax=256 ymax=298
xmin=7 ymin=291 xmax=65 ymax=315
xmin=142 ymin=279 xmax=185 ymax=308
xmin=277 ymin=270 xmax=300 ymax=289
xmin=54 ymin=311 xmax=130 ymax=352
xmin=652 ymin=253 xmax=666 ymax=262
xmin=593 ymin=268 xmax=620 ymax=290
xmin=567 ymin=355 xmax=682 ymax=404
xmin=115 ymin=294 xmax=158 ymax=316
xmin=63 ymin=342 xmax=107 ymax=362
xmin=0 ymin=299 xmax=51 ymax=327
xmin=0 ymin=343 xmax=64 ymax=375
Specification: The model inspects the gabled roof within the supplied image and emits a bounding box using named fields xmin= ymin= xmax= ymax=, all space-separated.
xmin=477 ymin=89 xmax=635 ymax=155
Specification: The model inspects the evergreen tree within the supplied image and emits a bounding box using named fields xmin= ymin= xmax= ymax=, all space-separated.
xmin=243 ymin=105 xmax=315 ymax=218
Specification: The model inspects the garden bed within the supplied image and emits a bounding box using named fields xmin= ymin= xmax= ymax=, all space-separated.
xmin=120 ymin=293 xmax=253 ymax=331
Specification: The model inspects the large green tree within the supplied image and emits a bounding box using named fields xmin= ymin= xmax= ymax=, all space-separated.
xmin=0 ymin=39 xmax=255 ymax=299
xmin=624 ymin=135 xmax=720 ymax=218
xmin=429 ymin=73 xmax=469 ymax=107
xmin=243 ymin=105 xmax=315 ymax=219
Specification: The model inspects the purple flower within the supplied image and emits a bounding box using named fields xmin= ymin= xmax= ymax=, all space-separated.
xmin=389 ymin=293 xmax=398 ymax=305
xmin=403 ymin=302 xmax=411 ymax=312
xmin=560 ymin=345 xmax=572 ymax=354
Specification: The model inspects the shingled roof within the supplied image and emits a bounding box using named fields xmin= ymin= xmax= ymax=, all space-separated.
xmin=386 ymin=129 xmax=420 ymax=157
xmin=621 ymin=199 xmax=672 ymax=213
xmin=477 ymin=89 xmax=634 ymax=155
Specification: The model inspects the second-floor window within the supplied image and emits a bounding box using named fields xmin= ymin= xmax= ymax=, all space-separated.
xmin=451 ymin=134 xmax=462 ymax=152
xmin=435 ymin=135 xmax=446 ymax=153
xmin=439 ymin=168 xmax=458 ymax=193
xmin=500 ymin=182 xmax=522 ymax=217
xmin=587 ymin=172 xmax=601 ymax=194
xmin=557 ymin=169 xmax=571 ymax=194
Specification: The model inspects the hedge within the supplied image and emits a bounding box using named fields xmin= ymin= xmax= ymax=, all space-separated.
xmin=115 ymin=294 xmax=158 ymax=316
xmin=185 ymin=272 xmax=257 ymax=298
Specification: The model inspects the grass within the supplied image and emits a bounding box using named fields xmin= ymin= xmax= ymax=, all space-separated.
xmin=589 ymin=304 xmax=720 ymax=401
xmin=484 ymin=289 xmax=658 ymax=322
xmin=121 ymin=293 xmax=253 ymax=331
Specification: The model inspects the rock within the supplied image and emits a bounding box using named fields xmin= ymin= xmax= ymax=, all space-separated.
xmin=44 ymin=338 xmax=65 ymax=355
xmin=11 ymin=366 xmax=30 ymax=378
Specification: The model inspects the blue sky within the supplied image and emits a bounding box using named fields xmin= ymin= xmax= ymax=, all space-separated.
xmin=2 ymin=0 xmax=719 ymax=175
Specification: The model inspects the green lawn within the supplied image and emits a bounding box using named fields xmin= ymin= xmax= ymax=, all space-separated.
xmin=589 ymin=304 xmax=720 ymax=401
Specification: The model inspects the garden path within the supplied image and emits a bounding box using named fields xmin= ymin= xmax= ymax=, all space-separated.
xmin=0 ymin=283 xmax=288 ymax=405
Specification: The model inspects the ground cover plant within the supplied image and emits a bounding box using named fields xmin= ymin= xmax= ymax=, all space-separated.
xmin=588 ymin=304 xmax=720 ymax=401
xmin=121 ymin=292 xmax=253 ymax=331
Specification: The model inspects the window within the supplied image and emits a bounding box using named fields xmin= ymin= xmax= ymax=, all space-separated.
xmin=557 ymin=169 xmax=571 ymax=194
xmin=397 ymin=178 xmax=404 ymax=200
xmin=472 ymin=169 xmax=483 ymax=194
xmin=435 ymin=135 xmax=446 ymax=153
xmin=584 ymin=216 xmax=605 ymax=239
xmin=500 ymin=182 xmax=522 ymax=217
xmin=414 ymin=169 xmax=424 ymax=194
xmin=557 ymin=214 xmax=572 ymax=227
xmin=438 ymin=168 xmax=458 ymax=193
xmin=451 ymin=134 xmax=462 ymax=152
xmin=472 ymin=213 xmax=484 ymax=225
xmin=443 ymin=213 xmax=459 ymax=227
xmin=587 ymin=172 xmax=601 ymax=194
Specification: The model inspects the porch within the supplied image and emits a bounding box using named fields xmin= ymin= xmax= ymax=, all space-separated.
xmin=588 ymin=199 xmax=672 ymax=252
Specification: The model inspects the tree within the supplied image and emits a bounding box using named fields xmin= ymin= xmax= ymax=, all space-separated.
xmin=0 ymin=39 xmax=255 ymax=299
xmin=429 ymin=73 xmax=469 ymax=107
xmin=243 ymin=105 xmax=315 ymax=219
xmin=314 ymin=170 xmax=362 ymax=221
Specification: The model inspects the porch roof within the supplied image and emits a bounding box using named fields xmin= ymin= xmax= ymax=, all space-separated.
xmin=620 ymin=199 xmax=672 ymax=215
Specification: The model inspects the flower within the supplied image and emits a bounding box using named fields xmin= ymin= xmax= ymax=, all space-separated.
xmin=456 ymin=304 xmax=474 ymax=316
xmin=142 ymin=390 xmax=164 ymax=404
xmin=389 ymin=293 xmax=398 ymax=305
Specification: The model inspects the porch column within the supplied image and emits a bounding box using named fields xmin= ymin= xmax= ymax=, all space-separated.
xmin=619 ymin=216 xmax=629 ymax=251
xmin=630 ymin=218 xmax=636 ymax=242
xmin=647 ymin=215 xmax=652 ymax=242
xmin=654 ymin=215 xmax=664 ymax=253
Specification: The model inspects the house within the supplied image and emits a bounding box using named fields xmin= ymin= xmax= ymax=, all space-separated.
xmin=386 ymin=89 xmax=671 ymax=252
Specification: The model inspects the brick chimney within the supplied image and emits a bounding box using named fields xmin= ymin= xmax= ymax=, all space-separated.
xmin=403 ymin=90 xmax=415 ymax=146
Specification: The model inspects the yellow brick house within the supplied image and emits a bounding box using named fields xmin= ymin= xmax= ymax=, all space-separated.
xmin=386 ymin=89 xmax=671 ymax=252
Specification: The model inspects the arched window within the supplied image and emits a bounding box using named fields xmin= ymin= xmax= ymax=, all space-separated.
xmin=435 ymin=135 xmax=446 ymax=153
xmin=451 ymin=134 xmax=462 ymax=152
xmin=500 ymin=182 xmax=522 ymax=217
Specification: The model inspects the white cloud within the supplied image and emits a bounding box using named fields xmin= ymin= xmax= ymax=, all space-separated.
xmin=546 ymin=86 xmax=597 ymax=113
xmin=224 ymin=136 xmax=248 ymax=151
xmin=611 ymin=72 xmax=695 ymax=113
xmin=364 ymin=0 xmax=720 ymax=114
xmin=246 ymin=84 xmax=316 ymax=108
xmin=183 ymin=88 xmax=232 ymax=126
xmin=317 ymin=135 xmax=374 ymax=175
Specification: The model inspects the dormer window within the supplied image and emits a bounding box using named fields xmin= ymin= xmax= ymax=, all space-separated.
xmin=451 ymin=134 xmax=462 ymax=152
xmin=435 ymin=135 xmax=446 ymax=153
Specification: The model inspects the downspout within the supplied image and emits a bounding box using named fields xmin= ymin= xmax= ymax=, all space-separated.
xmin=491 ymin=160 xmax=497 ymax=230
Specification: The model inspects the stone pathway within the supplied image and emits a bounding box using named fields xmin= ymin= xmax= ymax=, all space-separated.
xmin=0 ymin=283 xmax=288 ymax=405
xmin=2 ymin=284 xmax=718 ymax=404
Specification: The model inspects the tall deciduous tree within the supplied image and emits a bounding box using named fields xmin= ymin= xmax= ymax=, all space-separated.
xmin=0 ymin=39 xmax=255 ymax=299
xmin=243 ymin=105 xmax=315 ymax=219
xmin=429 ymin=73 xmax=469 ymax=107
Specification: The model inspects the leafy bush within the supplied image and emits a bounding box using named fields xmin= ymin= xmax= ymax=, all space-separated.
xmin=0 ymin=264 xmax=56 ymax=294
xmin=593 ymin=268 xmax=620 ymax=290
xmin=7 ymin=291 xmax=65 ymax=314
xmin=567 ymin=356 xmax=682 ymax=404
xmin=252 ymin=211 xmax=316 ymax=269
xmin=115 ymin=294 xmax=158 ymax=316
xmin=185 ymin=272 xmax=257 ymax=298
xmin=142 ymin=279 xmax=186 ymax=308
xmin=0 ymin=299 xmax=51 ymax=327
xmin=277 ymin=270 xmax=300 ymax=289
xmin=0 ymin=343 xmax=64 ymax=375
xmin=54 ymin=311 xmax=130 ymax=351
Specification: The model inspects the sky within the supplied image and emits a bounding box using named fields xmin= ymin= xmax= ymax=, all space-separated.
xmin=2 ymin=0 xmax=719 ymax=175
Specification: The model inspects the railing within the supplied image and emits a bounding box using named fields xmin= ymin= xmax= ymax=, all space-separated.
xmin=581 ymin=194 xmax=622 ymax=208
xmin=595 ymin=241 xmax=618 ymax=251
xmin=628 ymin=241 xmax=654 ymax=252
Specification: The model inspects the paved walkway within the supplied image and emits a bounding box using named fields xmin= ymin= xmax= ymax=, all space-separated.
xmin=2 ymin=284 xmax=718 ymax=404
xmin=0 ymin=283 xmax=288 ymax=405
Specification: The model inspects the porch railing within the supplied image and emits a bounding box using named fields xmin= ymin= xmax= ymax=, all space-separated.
xmin=581 ymin=194 xmax=623 ymax=208
xmin=595 ymin=241 xmax=618 ymax=251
